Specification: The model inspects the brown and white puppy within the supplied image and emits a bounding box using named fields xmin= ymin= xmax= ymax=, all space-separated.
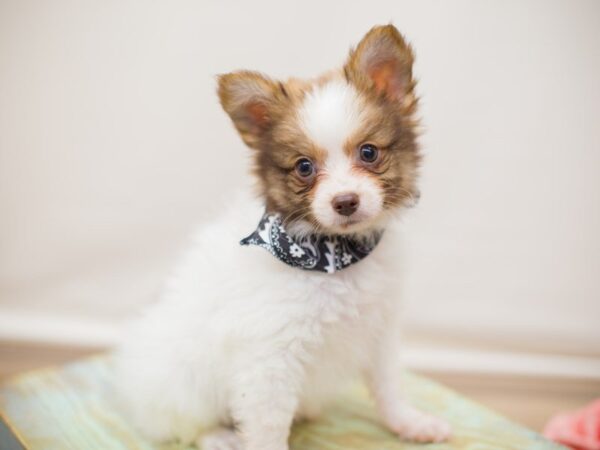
xmin=115 ymin=25 xmax=451 ymax=450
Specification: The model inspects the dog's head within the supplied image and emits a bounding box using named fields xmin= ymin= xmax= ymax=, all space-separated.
xmin=218 ymin=25 xmax=420 ymax=236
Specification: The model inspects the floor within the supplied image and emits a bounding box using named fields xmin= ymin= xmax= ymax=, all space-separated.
xmin=1 ymin=340 xmax=598 ymax=433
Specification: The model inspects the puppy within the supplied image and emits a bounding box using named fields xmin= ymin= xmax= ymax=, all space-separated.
xmin=115 ymin=24 xmax=451 ymax=450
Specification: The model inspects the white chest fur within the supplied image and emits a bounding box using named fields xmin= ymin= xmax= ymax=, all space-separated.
xmin=114 ymin=197 xmax=404 ymax=442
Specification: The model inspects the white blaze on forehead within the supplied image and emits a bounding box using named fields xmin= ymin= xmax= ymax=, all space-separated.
xmin=299 ymin=81 xmax=364 ymax=153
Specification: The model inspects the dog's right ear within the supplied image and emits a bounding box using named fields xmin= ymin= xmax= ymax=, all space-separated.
xmin=218 ymin=71 xmax=284 ymax=149
xmin=345 ymin=25 xmax=415 ymax=109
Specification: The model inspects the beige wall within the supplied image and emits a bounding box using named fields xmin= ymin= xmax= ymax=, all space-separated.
xmin=1 ymin=1 xmax=599 ymax=374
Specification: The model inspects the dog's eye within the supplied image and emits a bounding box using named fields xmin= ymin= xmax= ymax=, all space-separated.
xmin=295 ymin=158 xmax=315 ymax=178
xmin=359 ymin=144 xmax=379 ymax=163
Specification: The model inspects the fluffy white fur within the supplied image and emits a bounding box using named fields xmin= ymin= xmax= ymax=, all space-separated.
xmin=115 ymin=64 xmax=450 ymax=450
xmin=115 ymin=193 xmax=450 ymax=450
xmin=300 ymin=81 xmax=364 ymax=151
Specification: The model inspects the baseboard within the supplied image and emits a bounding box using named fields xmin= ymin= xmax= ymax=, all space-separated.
xmin=1 ymin=308 xmax=599 ymax=381
xmin=0 ymin=310 xmax=122 ymax=347
xmin=402 ymin=344 xmax=600 ymax=380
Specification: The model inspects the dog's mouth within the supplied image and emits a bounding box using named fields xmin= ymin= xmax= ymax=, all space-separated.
xmin=340 ymin=217 xmax=361 ymax=228
xmin=327 ymin=213 xmax=378 ymax=234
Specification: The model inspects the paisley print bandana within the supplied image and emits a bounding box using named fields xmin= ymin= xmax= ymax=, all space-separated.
xmin=240 ymin=212 xmax=383 ymax=273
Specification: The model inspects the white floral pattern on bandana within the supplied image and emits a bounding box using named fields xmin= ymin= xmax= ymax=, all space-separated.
xmin=240 ymin=212 xmax=383 ymax=273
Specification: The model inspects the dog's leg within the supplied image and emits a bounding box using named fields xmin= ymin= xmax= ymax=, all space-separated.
xmin=367 ymin=331 xmax=451 ymax=443
xmin=198 ymin=427 xmax=243 ymax=450
xmin=229 ymin=356 xmax=299 ymax=450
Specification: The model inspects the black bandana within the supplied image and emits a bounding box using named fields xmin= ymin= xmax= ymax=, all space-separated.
xmin=240 ymin=212 xmax=383 ymax=273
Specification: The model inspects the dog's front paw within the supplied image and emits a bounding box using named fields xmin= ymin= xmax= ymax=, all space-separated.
xmin=388 ymin=407 xmax=451 ymax=443
xmin=198 ymin=428 xmax=243 ymax=450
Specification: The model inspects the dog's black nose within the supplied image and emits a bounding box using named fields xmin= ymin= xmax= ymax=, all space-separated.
xmin=332 ymin=193 xmax=360 ymax=216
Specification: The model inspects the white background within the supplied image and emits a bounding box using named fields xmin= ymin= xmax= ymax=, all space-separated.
xmin=1 ymin=1 xmax=599 ymax=376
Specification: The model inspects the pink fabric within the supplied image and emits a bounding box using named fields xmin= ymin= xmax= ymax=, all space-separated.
xmin=543 ymin=399 xmax=600 ymax=450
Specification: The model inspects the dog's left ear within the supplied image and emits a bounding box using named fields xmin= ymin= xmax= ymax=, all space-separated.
xmin=218 ymin=71 xmax=286 ymax=150
xmin=345 ymin=25 xmax=415 ymax=106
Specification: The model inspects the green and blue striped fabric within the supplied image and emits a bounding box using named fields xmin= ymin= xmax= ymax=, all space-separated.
xmin=0 ymin=356 xmax=565 ymax=450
